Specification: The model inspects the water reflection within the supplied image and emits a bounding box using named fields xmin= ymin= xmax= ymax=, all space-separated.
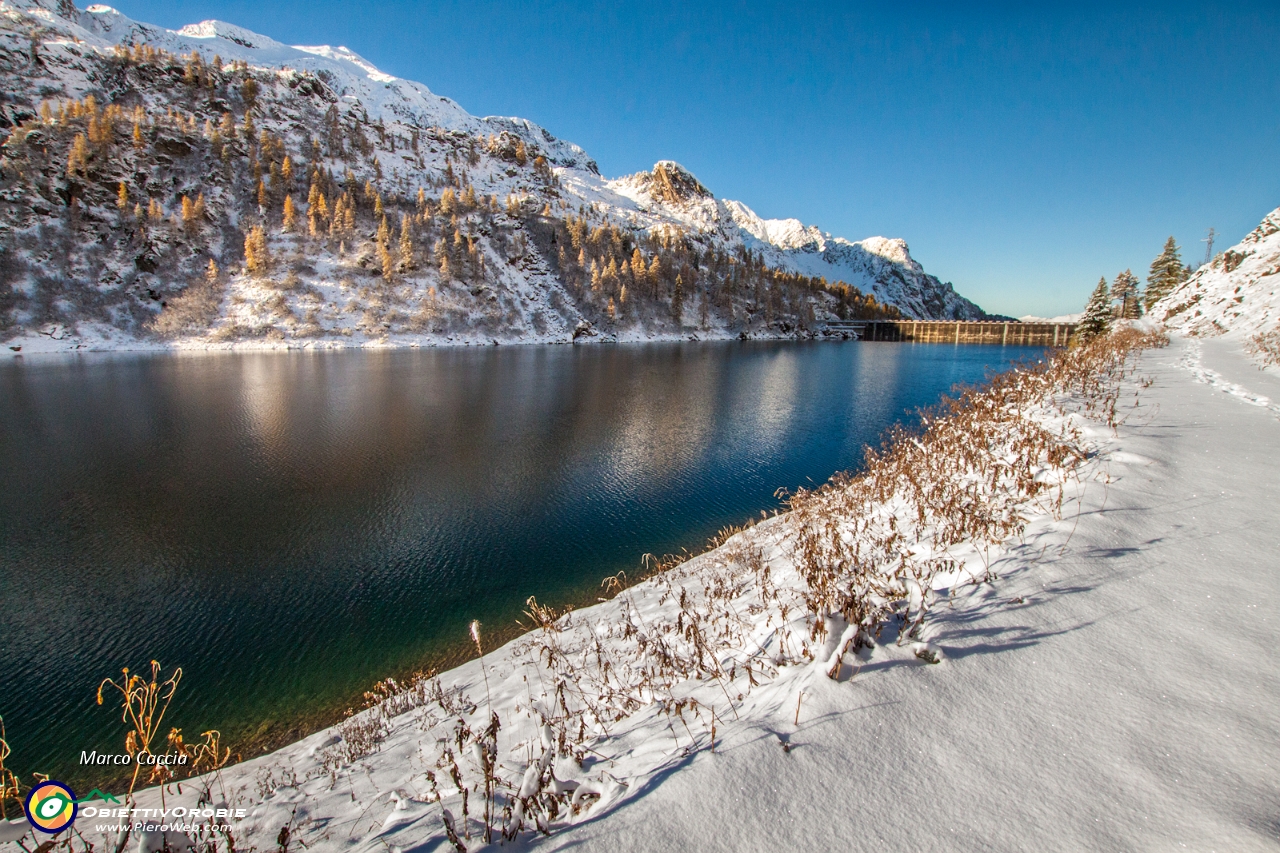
xmin=0 ymin=341 xmax=1042 ymax=781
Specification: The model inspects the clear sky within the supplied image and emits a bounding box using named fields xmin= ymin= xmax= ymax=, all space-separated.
xmin=111 ymin=0 xmax=1280 ymax=318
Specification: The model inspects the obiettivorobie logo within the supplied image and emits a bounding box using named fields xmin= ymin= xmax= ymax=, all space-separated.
xmin=12 ymin=780 xmax=244 ymax=839
xmin=21 ymin=783 xmax=120 ymax=834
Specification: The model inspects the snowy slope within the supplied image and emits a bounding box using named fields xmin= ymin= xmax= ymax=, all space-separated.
xmin=1152 ymin=205 xmax=1280 ymax=340
xmin=0 ymin=0 xmax=988 ymax=354
xmin=4 ymin=334 xmax=1273 ymax=852
xmin=535 ymin=337 xmax=1280 ymax=851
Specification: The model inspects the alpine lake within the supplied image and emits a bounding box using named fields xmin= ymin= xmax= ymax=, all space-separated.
xmin=0 ymin=339 xmax=1047 ymax=784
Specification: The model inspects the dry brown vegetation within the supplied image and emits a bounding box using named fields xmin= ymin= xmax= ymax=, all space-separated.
xmin=300 ymin=327 xmax=1168 ymax=847
xmin=0 ymin=328 xmax=1165 ymax=852
xmin=1248 ymin=326 xmax=1280 ymax=367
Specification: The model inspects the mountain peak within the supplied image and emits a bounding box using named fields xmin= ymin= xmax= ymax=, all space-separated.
xmin=646 ymin=161 xmax=711 ymax=205
xmin=174 ymin=20 xmax=287 ymax=52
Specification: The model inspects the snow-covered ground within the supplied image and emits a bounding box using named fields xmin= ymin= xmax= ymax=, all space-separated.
xmin=532 ymin=335 xmax=1280 ymax=851
xmin=5 ymin=327 xmax=1275 ymax=852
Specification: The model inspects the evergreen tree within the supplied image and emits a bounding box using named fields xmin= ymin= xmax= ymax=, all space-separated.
xmin=282 ymin=194 xmax=296 ymax=232
xmin=671 ymin=274 xmax=685 ymax=324
xmin=1144 ymin=236 xmax=1186 ymax=310
xmin=1077 ymin=277 xmax=1112 ymax=342
xmin=1112 ymin=269 xmax=1141 ymax=319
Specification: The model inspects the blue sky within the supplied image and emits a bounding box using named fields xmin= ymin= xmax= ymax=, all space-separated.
xmin=113 ymin=0 xmax=1280 ymax=317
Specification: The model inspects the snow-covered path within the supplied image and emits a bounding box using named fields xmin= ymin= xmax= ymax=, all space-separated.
xmin=534 ymin=337 xmax=1280 ymax=852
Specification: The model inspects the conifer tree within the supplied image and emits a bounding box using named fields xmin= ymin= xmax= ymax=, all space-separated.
xmin=399 ymin=215 xmax=414 ymax=269
xmin=671 ymin=274 xmax=685 ymax=323
xmin=1112 ymin=269 xmax=1141 ymax=319
xmin=1144 ymin=236 xmax=1186 ymax=310
xmin=244 ymin=225 xmax=269 ymax=274
xmin=117 ymin=181 xmax=129 ymax=210
xmin=66 ymin=133 xmax=89 ymax=174
xmin=630 ymin=248 xmax=645 ymax=286
xmin=376 ymin=216 xmax=394 ymax=281
xmin=181 ymin=195 xmax=198 ymax=234
xmin=282 ymin=194 xmax=296 ymax=232
xmin=1078 ymin=277 xmax=1112 ymax=342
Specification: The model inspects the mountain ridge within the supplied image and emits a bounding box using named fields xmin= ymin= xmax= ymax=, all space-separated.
xmin=0 ymin=0 xmax=990 ymax=352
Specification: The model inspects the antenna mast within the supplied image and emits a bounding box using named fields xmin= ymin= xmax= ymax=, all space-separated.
xmin=1202 ymin=228 xmax=1216 ymax=266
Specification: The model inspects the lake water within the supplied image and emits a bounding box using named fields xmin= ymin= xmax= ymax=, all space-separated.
xmin=0 ymin=340 xmax=1044 ymax=782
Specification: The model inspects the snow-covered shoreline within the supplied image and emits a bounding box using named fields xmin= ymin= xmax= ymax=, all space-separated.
xmin=3 ymin=328 xmax=1184 ymax=849
xmin=4 ymin=328 xmax=1277 ymax=851
xmin=1 ymin=323 xmax=838 ymax=356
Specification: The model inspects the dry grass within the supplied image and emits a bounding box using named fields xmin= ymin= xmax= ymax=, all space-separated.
xmin=97 ymin=660 xmax=184 ymax=798
xmin=1248 ymin=326 xmax=1280 ymax=367
xmin=46 ymin=328 xmax=1164 ymax=853
xmin=343 ymin=327 xmax=1168 ymax=845
xmin=0 ymin=716 xmax=27 ymax=823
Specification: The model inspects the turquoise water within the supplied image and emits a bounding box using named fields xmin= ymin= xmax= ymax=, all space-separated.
xmin=0 ymin=340 xmax=1044 ymax=782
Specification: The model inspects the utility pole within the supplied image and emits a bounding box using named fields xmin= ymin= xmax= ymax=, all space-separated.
xmin=1202 ymin=227 xmax=1216 ymax=266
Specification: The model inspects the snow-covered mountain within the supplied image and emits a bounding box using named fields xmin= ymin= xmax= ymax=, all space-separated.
xmin=605 ymin=161 xmax=985 ymax=321
xmin=0 ymin=0 xmax=989 ymax=351
xmin=1152 ymin=206 xmax=1280 ymax=340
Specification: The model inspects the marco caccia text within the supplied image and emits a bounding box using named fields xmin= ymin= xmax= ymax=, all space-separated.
xmin=79 ymin=751 xmax=188 ymax=767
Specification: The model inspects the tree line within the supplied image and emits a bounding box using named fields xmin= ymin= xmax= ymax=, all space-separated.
xmin=1077 ymin=236 xmax=1190 ymax=341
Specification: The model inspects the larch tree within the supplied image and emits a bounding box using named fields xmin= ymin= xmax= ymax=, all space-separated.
xmin=376 ymin=216 xmax=394 ymax=281
xmin=399 ymin=215 xmax=414 ymax=270
xmin=244 ymin=225 xmax=269 ymax=274
xmin=180 ymin=195 xmax=198 ymax=234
